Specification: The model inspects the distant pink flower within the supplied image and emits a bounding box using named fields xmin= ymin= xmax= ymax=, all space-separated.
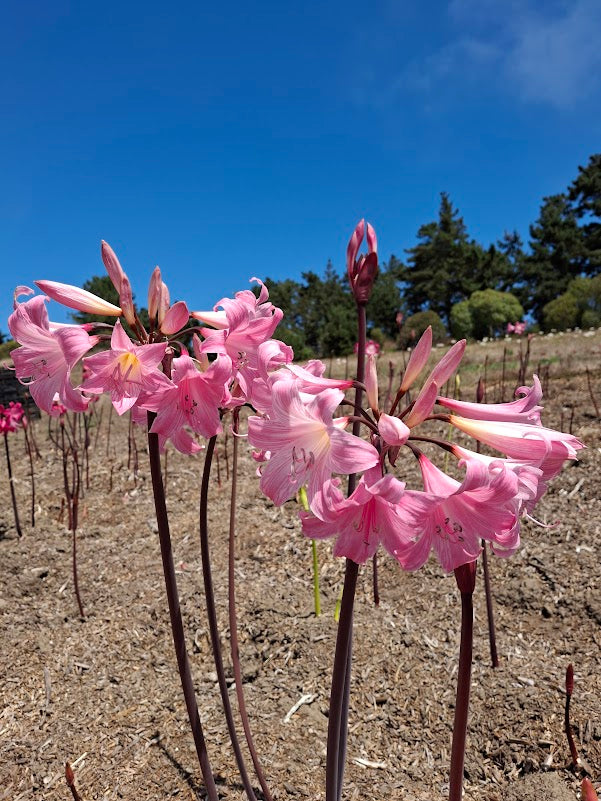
xmin=248 ymin=381 xmax=379 ymax=507
xmin=301 ymin=467 xmax=409 ymax=563
xmin=142 ymin=352 xmax=232 ymax=452
xmin=393 ymin=454 xmax=521 ymax=572
xmin=506 ymin=322 xmax=515 ymax=334
xmin=9 ymin=293 xmax=97 ymax=414
xmin=354 ymin=339 xmax=380 ymax=355
xmin=438 ymin=375 xmax=543 ymax=425
xmin=81 ymin=321 xmax=172 ymax=414
xmin=447 ymin=415 xmax=584 ymax=480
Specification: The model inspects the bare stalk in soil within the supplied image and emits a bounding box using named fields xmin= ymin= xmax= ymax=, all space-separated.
xmin=24 ymin=424 xmax=36 ymax=527
xmin=146 ymin=413 xmax=219 ymax=801
xmin=199 ymin=435 xmax=258 ymax=801
xmin=3 ymin=431 xmax=22 ymax=537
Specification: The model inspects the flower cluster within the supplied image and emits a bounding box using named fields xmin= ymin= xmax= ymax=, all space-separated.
xmin=8 ymin=226 xmax=583 ymax=573
xmin=0 ymin=401 xmax=27 ymax=434
xmin=507 ymin=320 xmax=527 ymax=336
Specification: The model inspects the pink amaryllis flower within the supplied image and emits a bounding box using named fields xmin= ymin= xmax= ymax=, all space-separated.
xmin=142 ymin=352 xmax=232 ymax=453
xmin=248 ymin=381 xmax=379 ymax=507
xmin=393 ymin=454 xmax=521 ymax=572
xmin=193 ymin=279 xmax=292 ymax=402
xmin=437 ymin=376 xmax=543 ymax=425
xmin=447 ymin=415 xmax=584 ymax=481
xmin=9 ymin=293 xmax=97 ymax=414
xmin=301 ymin=467 xmax=410 ymax=563
xmin=81 ymin=320 xmax=172 ymax=414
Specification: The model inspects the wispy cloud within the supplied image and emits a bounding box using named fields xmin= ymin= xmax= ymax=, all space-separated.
xmin=453 ymin=0 xmax=601 ymax=107
xmin=394 ymin=0 xmax=601 ymax=110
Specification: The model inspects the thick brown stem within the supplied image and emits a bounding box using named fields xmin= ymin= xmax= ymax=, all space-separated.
xmin=228 ymin=410 xmax=274 ymax=801
xmin=146 ymin=414 xmax=219 ymax=800
xmin=200 ymin=436 xmax=257 ymax=800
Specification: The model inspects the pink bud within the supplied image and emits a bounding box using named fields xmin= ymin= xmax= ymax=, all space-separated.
xmin=346 ymin=220 xmax=379 ymax=304
xmin=34 ymin=280 xmax=123 ymax=316
xmin=148 ymin=267 xmax=162 ymax=322
xmin=365 ymin=354 xmax=379 ymax=413
xmin=378 ymin=414 xmax=410 ymax=446
xmin=158 ymin=281 xmax=170 ymax=326
xmin=101 ymin=241 xmax=127 ymax=294
xmin=346 ymin=219 xmax=365 ymax=277
xmin=404 ymin=380 xmax=438 ymax=428
xmin=160 ymin=301 xmax=190 ymax=335
xmin=428 ymin=339 xmax=466 ymax=388
xmin=400 ymin=326 xmax=432 ymax=393
xmin=119 ymin=274 xmax=136 ymax=327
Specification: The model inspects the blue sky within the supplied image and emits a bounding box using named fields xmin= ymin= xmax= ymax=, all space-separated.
xmin=3 ymin=0 xmax=601 ymax=328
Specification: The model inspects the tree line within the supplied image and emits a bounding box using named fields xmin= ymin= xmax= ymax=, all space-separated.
xmin=264 ymin=153 xmax=601 ymax=356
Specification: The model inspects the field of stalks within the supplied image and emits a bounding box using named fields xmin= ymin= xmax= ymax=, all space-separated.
xmin=1 ymin=329 xmax=600 ymax=801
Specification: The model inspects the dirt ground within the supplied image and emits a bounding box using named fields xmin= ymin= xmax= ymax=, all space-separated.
xmin=1 ymin=330 xmax=600 ymax=800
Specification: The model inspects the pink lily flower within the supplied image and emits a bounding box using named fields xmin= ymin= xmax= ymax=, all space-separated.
xmin=393 ymin=454 xmax=521 ymax=573
xmin=451 ymin=444 xmax=545 ymax=513
xmin=81 ymin=321 xmax=172 ymax=414
xmin=300 ymin=467 xmax=409 ymax=563
xmin=142 ymin=352 xmax=232 ymax=451
xmin=438 ymin=376 xmax=543 ymax=425
xmin=195 ymin=279 xmax=291 ymax=402
xmin=34 ymin=280 xmax=123 ymax=317
xmin=447 ymin=415 xmax=584 ymax=480
xmin=247 ymin=381 xmax=379 ymax=507
xmin=9 ymin=293 xmax=97 ymax=414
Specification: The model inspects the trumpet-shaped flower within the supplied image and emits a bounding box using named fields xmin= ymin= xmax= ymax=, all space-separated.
xmin=393 ymin=454 xmax=521 ymax=572
xmin=438 ymin=376 xmax=543 ymax=425
xmin=248 ymin=381 xmax=379 ymax=507
xmin=9 ymin=293 xmax=97 ymax=414
xmin=81 ymin=321 xmax=172 ymax=414
xmin=142 ymin=352 xmax=232 ymax=451
xmin=448 ymin=415 xmax=584 ymax=480
xmin=34 ymin=280 xmax=123 ymax=317
xmin=301 ymin=467 xmax=410 ymax=563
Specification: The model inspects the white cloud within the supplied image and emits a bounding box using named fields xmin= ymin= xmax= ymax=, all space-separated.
xmin=403 ymin=0 xmax=601 ymax=109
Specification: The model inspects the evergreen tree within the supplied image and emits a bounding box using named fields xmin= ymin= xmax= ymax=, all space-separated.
xmin=366 ymin=255 xmax=404 ymax=337
xmin=403 ymin=192 xmax=473 ymax=323
xmin=521 ymin=194 xmax=584 ymax=322
xmin=568 ymin=153 xmax=601 ymax=273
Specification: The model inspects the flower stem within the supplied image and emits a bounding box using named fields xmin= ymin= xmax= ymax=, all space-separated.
xmin=481 ymin=542 xmax=499 ymax=668
xmin=4 ymin=432 xmax=22 ymax=537
xmin=311 ymin=539 xmax=321 ymax=616
xmin=146 ymin=416 xmax=219 ymax=801
xmin=228 ymin=410 xmax=274 ymax=801
xmin=200 ymin=435 xmax=258 ymax=801
xmin=326 ymin=558 xmax=359 ymax=801
xmin=449 ymin=563 xmax=476 ymax=801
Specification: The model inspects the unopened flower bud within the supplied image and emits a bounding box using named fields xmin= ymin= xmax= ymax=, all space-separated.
xmin=346 ymin=219 xmax=378 ymax=304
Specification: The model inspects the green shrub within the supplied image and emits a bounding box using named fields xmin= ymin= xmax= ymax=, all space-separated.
xmin=399 ymin=310 xmax=447 ymax=349
xmin=581 ymin=309 xmax=601 ymax=329
xmin=368 ymin=327 xmax=386 ymax=350
xmin=449 ymin=300 xmax=473 ymax=340
xmin=468 ymin=289 xmax=524 ymax=339
xmin=542 ymin=293 xmax=579 ymax=331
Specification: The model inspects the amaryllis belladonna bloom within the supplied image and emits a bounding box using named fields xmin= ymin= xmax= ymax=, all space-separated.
xmin=248 ymin=381 xmax=379 ymax=508
xmin=81 ymin=320 xmax=172 ymax=414
xmin=9 ymin=292 xmax=98 ymax=414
